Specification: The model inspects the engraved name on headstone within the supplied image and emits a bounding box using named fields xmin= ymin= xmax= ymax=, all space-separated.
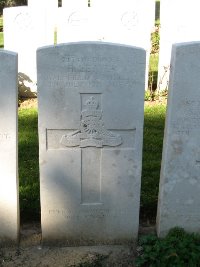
xmin=0 ymin=50 xmax=19 ymax=244
xmin=157 ymin=42 xmax=200 ymax=237
xmin=37 ymin=42 xmax=146 ymax=245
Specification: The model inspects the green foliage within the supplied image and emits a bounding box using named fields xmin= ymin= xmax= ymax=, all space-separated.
xmin=148 ymin=23 xmax=159 ymax=91
xmin=144 ymin=90 xmax=155 ymax=101
xmin=136 ymin=227 xmax=200 ymax=267
xmin=0 ymin=1 xmax=6 ymax=15
xmin=141 ymin=104 xmax=166 ymax=221
xmin=151 ymin=25 xmax=160 ymax=55
xmin=148 ymin=54 xmax=159 ymax=92
xmin=0 ymin=0 xmax=27 ymax=14
xmin=18 ymin=108 xmax=40 ymax=221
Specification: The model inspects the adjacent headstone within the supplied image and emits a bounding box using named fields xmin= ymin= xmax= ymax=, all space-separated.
xmin=57 ymin=0 xmax=154 ymax=89
xmin=92 ymin=0 xmax=155 ymax=48
xmin=157 ymin=0 xmax=200 ymax=91
xmin=157 ymin=41 xmax=200 ymax=237
xmin=0 ymin=50 xmax=19 ymax=244
xmin=57 ymin=0 xmax=155 ymax=47
xmin=3 ymin=3 xmax=57 ymax=96
xmin=28 ymin=0 xmax=58 ymax=44
xmin=37 ymin=42 xmax=146 ymax=245
xmin=4 ymin=7 xmax=34 ymax=80
xmin=57 ymin=0 xmax=96 ymax=43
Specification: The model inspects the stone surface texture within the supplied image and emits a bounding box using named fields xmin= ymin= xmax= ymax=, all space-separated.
xmin=157 ymin=42 xmax=200 ymax=237
xmin=0 ymin=50 xmax=19 ymax=244
xmin=37 ymin=42 xmax=146 ymax=245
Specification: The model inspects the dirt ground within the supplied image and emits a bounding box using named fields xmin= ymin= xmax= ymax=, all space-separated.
xmin=0 ymin=223 xmax=156 ymax=267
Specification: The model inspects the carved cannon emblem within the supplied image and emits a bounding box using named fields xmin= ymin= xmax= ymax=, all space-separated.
xmin=60 ymin=96 xmax=122 ymax=148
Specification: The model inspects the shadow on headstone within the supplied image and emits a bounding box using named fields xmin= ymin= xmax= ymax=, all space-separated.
xmin=18 ymin=72 xmax=37 ymax=98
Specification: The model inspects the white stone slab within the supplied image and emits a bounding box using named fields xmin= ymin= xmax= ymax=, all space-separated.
xmin=157 ymin=41 xmax=200 ymax=237
xmin=57 ymin=4 xmax=97 ymax=43
xmin=37 ymin=42 xmax=146 ymax=245
xmin=92 ymin=0 xmax=155 ymax=47
xmin=28 ymin=0 xmax=58 ymax=43
xmin=0 ymin=50 xmax=19 ymax=244
xmin=57 ymin=0 xmax=155 ymax=48
xmin=157 ymin=0 xmax=200 ymax=91
xmin=3 ymin=5 xmax=56 ymax=90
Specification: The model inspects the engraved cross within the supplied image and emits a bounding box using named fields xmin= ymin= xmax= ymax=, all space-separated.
xmin=60 ymin=95 xmax=123 ymax=204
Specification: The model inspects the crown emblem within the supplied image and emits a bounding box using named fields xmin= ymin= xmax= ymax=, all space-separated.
xmin=60 ymin=95 xmax=122 ymax=148
xmin=85 ymin=96 xmax=98 ymax=110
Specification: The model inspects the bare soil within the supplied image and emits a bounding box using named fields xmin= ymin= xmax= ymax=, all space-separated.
xmin=0 ymin=223 xmax=156 ymax=267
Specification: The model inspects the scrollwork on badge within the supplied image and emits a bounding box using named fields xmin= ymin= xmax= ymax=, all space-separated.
xmin=60 ymin=96 xmax=122 ymax=148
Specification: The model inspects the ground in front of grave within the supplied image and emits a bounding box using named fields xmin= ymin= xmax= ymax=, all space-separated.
xmin=0 ymin=223 xmax=155 ymax=267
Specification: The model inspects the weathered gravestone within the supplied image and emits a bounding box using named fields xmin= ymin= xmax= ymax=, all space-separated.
xmin=37 ymin=42 xmax=146 ymax=245
xmin=157 ymin=42 xmax=200 ymax=237
xmin=157 ymin=0 xmax=200 ymax=91
xmin=0 ymin=50 xmax=19 ymax=244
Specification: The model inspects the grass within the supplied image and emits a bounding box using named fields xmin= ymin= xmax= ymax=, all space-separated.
xmin=0 ymin=16 xmax=3 ymax=28
xmin=18 ymin=108 xmax=40 ymax=221
xmin=0 ymin=32 xmax=3 ymax=48
xmin=18 ymin=103 xmax=166 ymax=222
xmin=149 ymin=54 xmax=159 ymax=73
xmin=141 ymin=104 xmax=166 ymax=222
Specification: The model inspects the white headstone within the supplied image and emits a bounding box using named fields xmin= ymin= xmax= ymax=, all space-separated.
xmin=28 ymin=0 xmax=58 ymax=44
xmin=37 ymin=42 xmax=146 ymax=245
xmin=57 ymin=0 xmax=155 ymax=48
xmin=4 ymin=7 xmax=35 ymax=82
xmin=0 ymin=50 xmax=19 ymax=244
xmin=157 ymin=0 xmax=200 ymax=91
xmin=57 ymin=0 xmax=96 ymax=43
xmin=157 ymin=42 xmax=200 ymax=237
xmin=92 ymin=0 xmax=155 ymax=47
xmin=3 ymin=4 xmax=57 ymax=93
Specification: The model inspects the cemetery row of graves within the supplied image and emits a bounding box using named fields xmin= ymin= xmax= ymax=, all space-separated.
xmin=1 ymin=0 xmax=200 ymax=257
xmin=1 ymin=39 xmax=200 ymax=248
xmin=1 ymin=0 xmax=198 ymax=93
